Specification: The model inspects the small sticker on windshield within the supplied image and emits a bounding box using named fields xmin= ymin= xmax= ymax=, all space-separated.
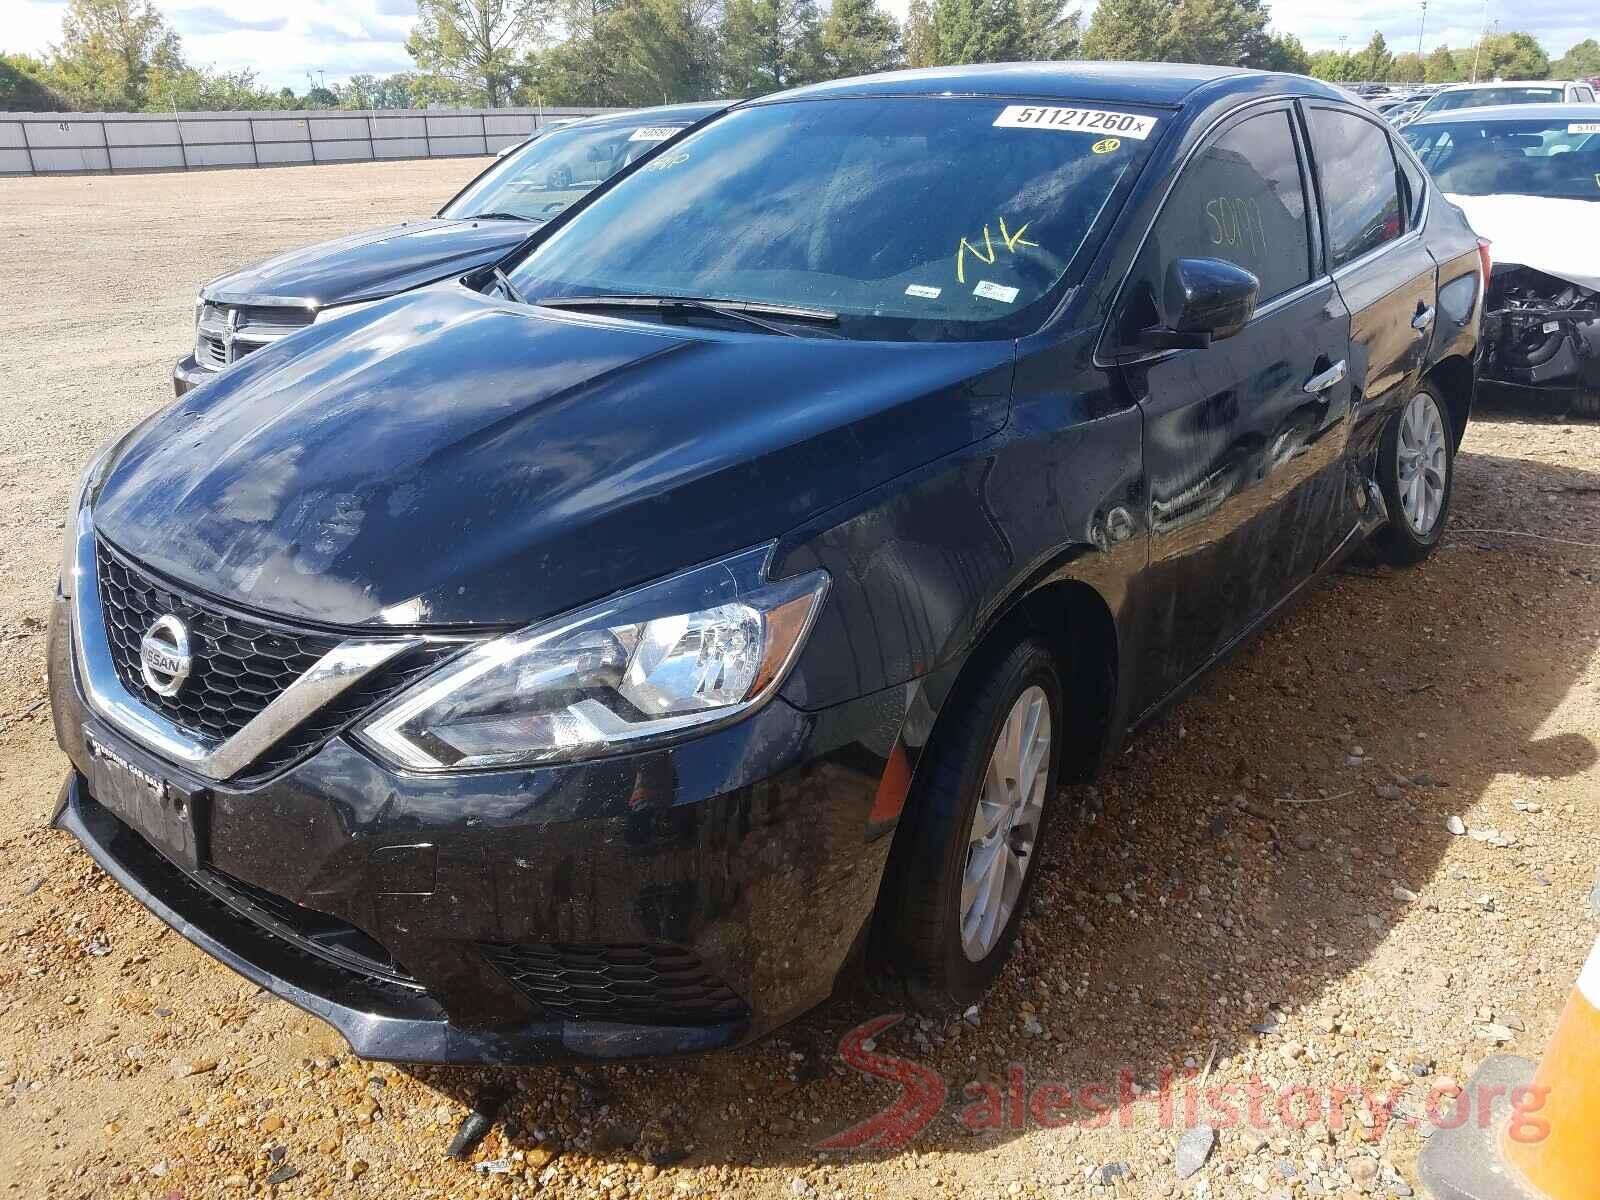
xmin=994 ymin=105 xmax=1157 ymax=140
xmin=973 ymin=280 xmax=1019 ymax=304
xmin=905 ymin=284 xmax=942 ymax=299
xmin=1092 ymin=138 xmax=1122 ymax=154
xmin=1567 ymin=122 xmax=1600 ymax=134
xmin=1543 ymin=321 xmax=1561 ymax=333
xmin=628 ymin=126 xmax=680 ymax=142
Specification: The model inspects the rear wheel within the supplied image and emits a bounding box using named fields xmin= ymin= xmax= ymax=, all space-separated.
xmin=1372 ymin=382 xmax=1455 ymax=565
xmin=873 ymin=637 xmax=1064 ymax=1011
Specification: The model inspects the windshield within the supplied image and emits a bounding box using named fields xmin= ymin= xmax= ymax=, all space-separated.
xmin=439 ymin=119 xmax=694 ymax=222
xmin=1425 ymin=87 xmax=1565 ymax=115
xmin=1404 ymin=117 xmax=1600 ymax=200
xmin=503 ymin=97 xmax=1158 ymax=341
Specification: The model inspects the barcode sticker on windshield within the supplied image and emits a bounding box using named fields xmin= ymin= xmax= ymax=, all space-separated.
xmin=628 ymin=126 xmax=679 ymax=142
xmin=906 ymin=284 xmax=942 ymax=299
xmin=994 ymin=105 xmax=1157 ymax=140
xmin=974 ymin=280 xmax=1019 ymax=303
xmin=1568 ymin=122 xmax=1600 ymax=134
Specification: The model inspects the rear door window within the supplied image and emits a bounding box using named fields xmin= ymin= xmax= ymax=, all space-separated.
xmin=1306 ymin=108 xmax=1403 ymax=269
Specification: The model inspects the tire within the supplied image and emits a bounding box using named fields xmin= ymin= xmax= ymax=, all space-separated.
xmin=1574 ymin=391 xmax=1600 ymax=418
xmin=1372 ymin=381 xmax=1456 ymax=566
xmin=873 ymin=636 xmax=1065 ymax=1012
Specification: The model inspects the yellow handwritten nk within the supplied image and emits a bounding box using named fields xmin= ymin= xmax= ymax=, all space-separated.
xmin=958 ymin=218 xmax=1039 ymax=284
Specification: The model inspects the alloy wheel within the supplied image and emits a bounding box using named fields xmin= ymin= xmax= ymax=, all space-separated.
xmin=1396 ymin=390 xmax=1448 ymax=537
xmin=960 ymin=685 xmax=1052 ymax=962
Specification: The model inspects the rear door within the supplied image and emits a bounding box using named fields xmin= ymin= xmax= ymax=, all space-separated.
xmin=1303 ymin=104 xmax=1440 ymax=456
xmin=1112 ymin=102 xmax=1354 ymax=698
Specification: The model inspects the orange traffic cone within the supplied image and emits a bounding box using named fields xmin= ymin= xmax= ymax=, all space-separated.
xmin=1499 ymin=936 xmax=1600 ymax=1200
xmin=1421 ymin=934 xmax=1600 ymax=1200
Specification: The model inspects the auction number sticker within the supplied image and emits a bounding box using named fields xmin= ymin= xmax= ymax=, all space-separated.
xmin=628 ymin=126 xmax=680 ymax=142
xmin=1568 ymin=122 xmax=1600 ymax=134
xmin=994 ymin=105 xmax=1157 ymax=140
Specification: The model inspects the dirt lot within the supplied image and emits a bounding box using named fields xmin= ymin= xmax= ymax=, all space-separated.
xmin=0 ymin=161 xmax=1597 ymax=1200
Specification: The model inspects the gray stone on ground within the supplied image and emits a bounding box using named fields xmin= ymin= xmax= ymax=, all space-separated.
xmin=1175 ymin=1124 xmax=1215 ymax=1179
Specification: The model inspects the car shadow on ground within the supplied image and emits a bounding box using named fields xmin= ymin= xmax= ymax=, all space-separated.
xmin=401 ymin=448 xmax=1600 ymax=1173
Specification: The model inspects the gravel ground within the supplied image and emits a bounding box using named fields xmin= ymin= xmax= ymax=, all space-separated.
xmin=1 ymin=161 xmax=1598 ymax=1200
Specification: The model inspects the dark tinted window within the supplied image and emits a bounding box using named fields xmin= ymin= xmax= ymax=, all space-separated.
xmin=1308 ymin=108 xmax=1402 ymax=267
xmin=1131 ymin=110 xmax=1312 ymax=320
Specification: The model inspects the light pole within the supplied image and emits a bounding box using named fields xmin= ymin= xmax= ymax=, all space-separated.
xmin=1470 ymin=0 xmax=1490 ymax=82
xmin=1415 ymin=0 xmax=1427 ymax=64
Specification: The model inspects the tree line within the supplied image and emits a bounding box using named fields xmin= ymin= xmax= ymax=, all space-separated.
xmin=3 ymin=0 xmax=1595 ymax=114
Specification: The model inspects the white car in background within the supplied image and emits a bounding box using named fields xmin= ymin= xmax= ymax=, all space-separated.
xmin=1403 ymin=103 xmax=1600 ymax=414
xmin=1411 ymin=80 xmax=1598 ymax=122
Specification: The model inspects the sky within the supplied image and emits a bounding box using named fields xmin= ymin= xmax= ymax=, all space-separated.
xmin=6 ymin=0 xmax=1596 ymax=92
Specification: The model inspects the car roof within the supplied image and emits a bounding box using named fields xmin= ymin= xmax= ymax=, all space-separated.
xmin=1408 ymin=101 xmax=1600 ymax=126
xmin=759 ymin=61 xmax=1349 ymax=108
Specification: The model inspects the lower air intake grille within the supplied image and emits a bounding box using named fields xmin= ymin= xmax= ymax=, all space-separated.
xmin=480 ymin=943 xmax=748 ymax=1027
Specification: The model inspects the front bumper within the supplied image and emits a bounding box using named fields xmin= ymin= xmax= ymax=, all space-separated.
xmin=173 ymin=354 xmax=213 ymax=397
xmin=47 ymin=592 xmax=910 ymax=1064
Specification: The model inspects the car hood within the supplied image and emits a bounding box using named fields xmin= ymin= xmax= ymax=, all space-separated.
xmin=1447 ymin=192 xmax=1600 ymax=292
xmin=93 ymin=287 xmax=1013 ymax=628
xmin=201 ymin=219 xmax=540 ymax=308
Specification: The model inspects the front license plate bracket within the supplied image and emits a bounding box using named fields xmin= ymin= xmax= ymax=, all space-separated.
xmin=84 ymin=734 xmax=210 ymax=872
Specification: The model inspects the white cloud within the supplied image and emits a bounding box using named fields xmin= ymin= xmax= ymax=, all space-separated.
xmin=5 ymin=0 xmax=417 ymax=90
xmin=5 ymin=0 xmax=1593 ymax=93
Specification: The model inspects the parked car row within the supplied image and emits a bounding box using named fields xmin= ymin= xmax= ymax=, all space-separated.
xmin=54 ymin=64 xmax=1486 ymax=1066
xmin=1354 ymin=79 xmax=1597 ymax=131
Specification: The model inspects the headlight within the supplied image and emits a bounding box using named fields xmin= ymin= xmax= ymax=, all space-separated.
xmin=356 ymin=546 xmax=829 ymax=772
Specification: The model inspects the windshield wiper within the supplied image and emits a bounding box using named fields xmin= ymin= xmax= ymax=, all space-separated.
xmin=535 ymin=294 xmax=839 ymax=337
xmin=493 ymin=267 xmax=528 ymax=305
xmin=466 ymin=211 xmax=535 ymax=221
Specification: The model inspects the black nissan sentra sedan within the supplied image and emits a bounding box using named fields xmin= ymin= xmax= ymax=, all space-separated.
xmin=51 ymin=63 xmax=1481 ymax=1064
xmin=173 ymin=102 xmax=728 ymax=396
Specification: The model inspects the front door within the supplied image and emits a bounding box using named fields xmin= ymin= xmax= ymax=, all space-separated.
xmin=1112 ymin=103 xmax=1355 ymax=700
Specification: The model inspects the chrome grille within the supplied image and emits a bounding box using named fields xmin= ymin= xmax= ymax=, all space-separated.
xmin=93 ymin=539 xmax=466 ymax=777
xmin=194 ymin=301 xmax=316 ymax=370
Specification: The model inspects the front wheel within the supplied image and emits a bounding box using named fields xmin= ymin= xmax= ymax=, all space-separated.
xmin=1372 ymin=382 xmax=1455 ymax=565
xmin=873 ymin=637 xmax=1064 ymax=1011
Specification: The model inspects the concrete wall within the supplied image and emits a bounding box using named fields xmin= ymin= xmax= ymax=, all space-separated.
xmin=0 ymin=107 xmax=622 ymax=176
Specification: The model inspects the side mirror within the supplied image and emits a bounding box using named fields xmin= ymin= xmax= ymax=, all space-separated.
xmin=1140 ymin=257 xmax=1260 ymax=351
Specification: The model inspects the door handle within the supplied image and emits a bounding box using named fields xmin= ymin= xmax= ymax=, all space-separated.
xmin=1411 ymin=305 xmax=1436 ymax=332
xmin=1303 ymin=359 xmax=1347 ymax=395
